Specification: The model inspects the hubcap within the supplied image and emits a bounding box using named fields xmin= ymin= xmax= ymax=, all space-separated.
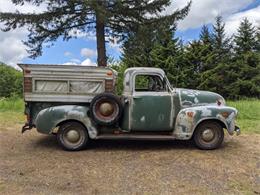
xmin=99 ymin=102 xmax=114 ymax=116
xmin=202 ymin=129 xmax=214 ymax=142
xmin=66 ymin=130 xmax=80 ymax=143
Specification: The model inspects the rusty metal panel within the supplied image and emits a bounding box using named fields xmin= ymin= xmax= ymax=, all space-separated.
xmin=24 ymin=77 xmax=32 ymax=93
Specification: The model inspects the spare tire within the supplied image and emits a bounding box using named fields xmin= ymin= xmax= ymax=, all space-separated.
xmin=90 ymin=93 xmax=123 ymax=126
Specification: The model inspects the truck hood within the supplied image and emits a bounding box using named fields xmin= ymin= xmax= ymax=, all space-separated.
xmin=176 ymin=88 xmax=225 ymax=108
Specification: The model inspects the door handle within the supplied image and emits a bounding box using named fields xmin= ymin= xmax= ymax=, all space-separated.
xmin=133 ymin=96 xmax=142 ymax=99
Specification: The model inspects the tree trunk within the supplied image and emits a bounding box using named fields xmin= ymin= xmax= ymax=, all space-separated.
xmin=96 ymin=11 xmax=107 ymax=67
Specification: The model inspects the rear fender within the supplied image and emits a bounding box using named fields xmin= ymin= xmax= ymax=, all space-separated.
xmin=35 ymin=105 xmax=98 ymax=138
xmin=173 ymin=106 xmax=238 ymax=140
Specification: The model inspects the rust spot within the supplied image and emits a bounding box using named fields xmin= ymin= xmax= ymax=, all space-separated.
xmin=105 ymin=79 xmax=114 ymax=92
xmin=187 ymin=111 xmax=194 ymax=118
xmin=25 ymin=69 xmax=31 ymax=74
xmin=24 ymin=77 xmax=32 ymax=92
xmin=221 ymin=112 xmax=229 ymax=118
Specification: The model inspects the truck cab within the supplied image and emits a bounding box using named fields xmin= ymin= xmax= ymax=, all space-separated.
xmin=120 ymin=67 xmax=175 ymax=132
xmin=20 ymin=64 xmax=240 ymax=151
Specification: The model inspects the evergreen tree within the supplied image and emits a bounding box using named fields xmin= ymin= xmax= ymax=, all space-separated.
xmin=256 ymin=27 xmax=260 ymax=52
xmin=231 ymin=18 xmax=260 ymax=98
xmin=198 ymin=25 xmax=215 ymax=71
xmin=234 ymin=18 xmax=257 ymax=54
xmin=200 ymin=25 xmax=212 ymax=46
xmin=150 ymin=31 xmax=186 ymax=87
xmin=122 ymin=23 xmax=157 ymax=68
xmin=199 ymin=16 xmax=232 ymax=96
xmin=122 ymin=1 xmax=190 ymax=69
xmin=200 ymin=18 xmax=260 ymax=99
xmin=0 ymin=0 xmax=190 ymax=67
xmin=212 ymin=16 xmax=231 ymax=61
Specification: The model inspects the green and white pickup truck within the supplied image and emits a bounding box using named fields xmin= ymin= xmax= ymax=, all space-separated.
xmin=19 ymin=64 xmax=240 ymax=151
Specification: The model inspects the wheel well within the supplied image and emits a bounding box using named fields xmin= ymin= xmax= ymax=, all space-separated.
xmin=194 ymin=119 xmax=226 ymax=132
xmin=54 ymin=120 xmax=88 ymax=134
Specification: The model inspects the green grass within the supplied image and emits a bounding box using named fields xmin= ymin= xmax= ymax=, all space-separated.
xmin=0 ymin=98 xmax=259 ymax=133
xmin=0 ymin=97 xmax=24 ymax=112
xmin=227 ymin=99 xmax=260 ymax=134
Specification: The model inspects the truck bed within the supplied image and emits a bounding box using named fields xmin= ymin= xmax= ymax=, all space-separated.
xmin=19 ymin=64 xmax=117 ymax=103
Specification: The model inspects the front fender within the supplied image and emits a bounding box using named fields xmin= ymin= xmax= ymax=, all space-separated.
xmin=173 ymin=106 xmax=238 ymax=140
xmin=35 ymin=105 xmax=98 ymax=138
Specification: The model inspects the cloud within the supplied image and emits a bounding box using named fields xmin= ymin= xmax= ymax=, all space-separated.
xmin=225 ymin=5 xmax=260 ymax=36
xmin=168 ymin=0 xmax=254 ymax=31
xmin=62 ymin=58 xmax=96 ymax=66
xmin=0 ymin=0 xmax=46 ymax=14
xmin=80 ymin=48 xmax=97 ymax=58
xmin=70 ymin=58 xmax=81 ymax=63
xmin=0 ymin=0 xmax=46 ymax=67
xmin=81 ymin=58 xmax=97 ymax=66
xmin=62 ymin=62 xmax=78 ymax=65
xmin=68 ymin=29 xmax=96 ymax=41
xmin=0 ymin=28 xmax=28 ymax=67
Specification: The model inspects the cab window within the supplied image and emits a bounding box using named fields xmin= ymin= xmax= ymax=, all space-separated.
xmin=135 ymin=74 xmax=166 ymax=92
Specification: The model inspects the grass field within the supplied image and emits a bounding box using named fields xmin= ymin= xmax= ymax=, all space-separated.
xmin=227 ymin=99 xmax=260 ymax=134
xmin=0 ymin=97 xmax=259 ymax=133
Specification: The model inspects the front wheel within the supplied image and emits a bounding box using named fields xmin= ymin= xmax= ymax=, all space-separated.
xmin=193 ymin=121 xmax=224 ymax=150
xmin=57 ymin=122 xmax=89 ymax=151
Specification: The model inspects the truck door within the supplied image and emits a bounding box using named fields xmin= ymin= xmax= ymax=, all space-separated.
xmin=130 ymin=74 xmax=173 ymax=131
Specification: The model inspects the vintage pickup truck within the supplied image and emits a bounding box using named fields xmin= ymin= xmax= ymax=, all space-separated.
xmin=19 ymin=64 xmax=240 ymax=151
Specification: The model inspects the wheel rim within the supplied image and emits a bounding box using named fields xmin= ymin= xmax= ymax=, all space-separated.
xmin=94 ymin=98 xmax=119 ymax=122
xmin=66 ymin=129 xmax=80 ymax=143
xmin=99 ymin=102 xmax=115 ymax=116
xmin=62 ymin=129 xmax=84 ymax=147
xmin=201 ymin=128 xmax=215 ymax=142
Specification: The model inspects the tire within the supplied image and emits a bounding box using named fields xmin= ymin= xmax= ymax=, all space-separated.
xmin=57 ymin=122 xmax=89 ymax=151
xmin=193 ymin=121 xmax=224 ymax=150
xmin=90 ymin=93 xmax=123 ymax=126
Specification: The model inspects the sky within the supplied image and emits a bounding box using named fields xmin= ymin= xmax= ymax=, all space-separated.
xmin=0 ymin=0 xmax=259 ymax=68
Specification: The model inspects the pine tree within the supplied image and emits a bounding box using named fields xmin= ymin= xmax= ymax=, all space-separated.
xmin=198 ymin=16 xmax=232 ymax=96
xmin=234 ymin=18 xmax=257 ymax=54
xmin=231 ymin=18 xmax=260 ymax=98
xmin=256 ymin=27 xmax=260 ymax=52
xmin=200 ymin=25 xmax=212 ymax=46
xmin=122 ymin=2 xmax=190 ymax=69
xmin=0 ymin=0 xmax=190 ymax=67
xmin=212 ymin=16 xmax=231 ymax=61
xmin=150 ymin=31 xmax=186 ymax=87
xmin=122 ymin=23 xmax=157 ymax=68
xmin=200 ymin=18 xmax=260 ymax=99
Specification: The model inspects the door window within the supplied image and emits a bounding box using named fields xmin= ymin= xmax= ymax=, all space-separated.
xmin=135 ymin=75 xmax=166 ymax=92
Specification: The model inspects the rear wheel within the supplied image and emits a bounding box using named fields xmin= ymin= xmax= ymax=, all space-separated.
xmin=193 ymin=121 xmax=224 ymax=150
xmin=57 ymin=122 xmax=89 ymax=151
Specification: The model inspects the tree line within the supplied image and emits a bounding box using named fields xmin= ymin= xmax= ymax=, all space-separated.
xmin=119 ymin=16 xmax=260 ymax=99
xmin=0 ymin=63 xmax=22 ymax=98
xmin=0 ymin=1 xmax=259 ymax=99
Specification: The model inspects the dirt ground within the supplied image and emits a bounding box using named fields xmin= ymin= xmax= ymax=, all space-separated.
xmin=0 ymin=124 xmax=259 ymax=195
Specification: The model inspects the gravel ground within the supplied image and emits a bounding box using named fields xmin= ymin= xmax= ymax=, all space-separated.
xmin=0 ymin=124 xmax=259 ymax=195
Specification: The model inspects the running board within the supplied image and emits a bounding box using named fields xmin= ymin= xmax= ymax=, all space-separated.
xmin=95 ymin=134 xmax=176 ymax=140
